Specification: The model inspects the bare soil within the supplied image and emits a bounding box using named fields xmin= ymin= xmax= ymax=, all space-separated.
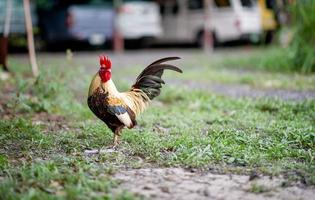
xmin=113 ymin=168 xmax=315 ymax=200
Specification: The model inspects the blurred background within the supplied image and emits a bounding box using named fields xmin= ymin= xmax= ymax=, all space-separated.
xmin=0 ymin=0 xmax=292 ymax=51
xmin=1 ymin=2 xmax=315 ymax=199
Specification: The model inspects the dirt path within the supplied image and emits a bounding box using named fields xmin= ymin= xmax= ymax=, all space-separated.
xmin=113 ymin=168 xmax=314 ymax=200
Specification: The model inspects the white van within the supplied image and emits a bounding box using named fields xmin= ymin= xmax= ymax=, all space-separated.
xmin=117 ymin=1 xmax=162 ymax=41
xmin=159 ymin=0 xmax=262 ymax=46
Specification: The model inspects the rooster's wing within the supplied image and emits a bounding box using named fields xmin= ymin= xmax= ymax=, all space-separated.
xmin=105 ymin=96 xmax=135 ymax=128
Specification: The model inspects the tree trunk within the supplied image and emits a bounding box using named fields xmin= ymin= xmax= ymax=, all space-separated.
xmin=203 ymin=0 xmax=213 ymax=53
xmin=1 ymin=0 xmax=13 ymax=71
xmin=23 ymin=0 xmax=39 ymax=77
xmin=113 ymin=0 xmax=124 ymax=53
xmin=0 ymin=37 xmax=9 ymax=71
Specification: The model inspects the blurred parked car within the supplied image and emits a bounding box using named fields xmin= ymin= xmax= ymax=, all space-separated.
xmin=0 ymin=0 xmax=38 ymax=35
xmin=117 ymin=0 xmax=162 ymax=46
xmin=37 ymin=0 xmax=162 ymax=48
xmin=258 ymin=0 xmax=277 ymax=44
xmin=37 ymin=1 xmax=114 ymax=47
xmin=158 ymin=0 xmax=262 ymax=46
xmin=0 ymin=0 xmax=37 ymax=50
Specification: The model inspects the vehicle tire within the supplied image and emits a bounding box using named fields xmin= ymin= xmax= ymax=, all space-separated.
xmin=125 ymin=39 xmax=141 ymax=49
xmin=264 ymin=31 xmax=274 ymax=44
xmin=140 ymin=37 xmax=154 ymax=48
xmin=196 ymin=30 xmax=218 ymax=48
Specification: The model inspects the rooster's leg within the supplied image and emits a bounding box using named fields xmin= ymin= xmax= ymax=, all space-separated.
xmin=112 ymin=127 xmax=123 ymax=149
xmin=113 ymin=134 xmax=119 ymax=148
xmin=84 ymin=127 xmax=123 ymax=154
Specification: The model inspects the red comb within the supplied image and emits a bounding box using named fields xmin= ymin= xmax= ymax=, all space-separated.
xmin=99 ymin=55 xmax=111 ymax=68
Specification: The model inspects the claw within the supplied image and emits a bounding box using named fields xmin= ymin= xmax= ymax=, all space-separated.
xmin=84 ymin=146 xmax=117 ymax=155
xmin=84 ymin=129 xmax=121 ymax=155
xmin=84 ymin=149 xmax=100 ymax=155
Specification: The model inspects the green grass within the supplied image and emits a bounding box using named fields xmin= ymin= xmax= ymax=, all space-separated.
xmin=219 ymin=47 xmax=295 ymax=72
xmin=0 ymin=51 xmax=314 ymax=199
xmin=116 ymin=47 xmax=315 ymax=91
xmin=207 ymin=47 xmax=315 ymax=90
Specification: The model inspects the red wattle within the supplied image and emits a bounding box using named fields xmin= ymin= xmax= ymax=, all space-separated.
xmin=99 ymin=68 xmax=111 ymax=82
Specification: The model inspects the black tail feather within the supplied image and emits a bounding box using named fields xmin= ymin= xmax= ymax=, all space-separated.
xmin=137 ymin=75 xmax=165 ymax=85
xmin=147 ymin=57 xmax=181 ymax=67
xmin=133 ymin=57 xmax=182 ymax=100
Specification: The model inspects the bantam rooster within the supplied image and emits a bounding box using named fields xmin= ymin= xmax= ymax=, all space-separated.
xmin=87 ymin=55 xmax=182 ymax=150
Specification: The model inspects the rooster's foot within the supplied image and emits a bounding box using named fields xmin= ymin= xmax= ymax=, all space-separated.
xmin=84 ymin=146 xmax=117 ymax=155
xmin=84 ymin=149 xmax=100 ymax=155
xmin=84 ymin=148 xmax=116 ymax=155
xmin=112 ymin=134 xmax=121 ymax=148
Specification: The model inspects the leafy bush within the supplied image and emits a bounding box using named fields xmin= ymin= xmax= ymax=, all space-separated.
xmin=10 ymin=69 xmax=65 ymax=113
xmin=222 ymin=1 xmax=315 ymax=73
xmin=290 ymin=0 xmax=315 ymax=73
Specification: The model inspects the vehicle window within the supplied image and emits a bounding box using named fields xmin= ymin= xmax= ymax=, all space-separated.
xmin=172 ymin=2 xmax=179 ymax=14
xmin=240 ymin=0 xmax=254 ymax=8
xmin=214 ymin=0 xmax=231 ymax=8
xmin=55 ymin=0 xmax=151 ymax=6
xmin=36 ymin=0 xmax=115 ymax=10
xmin=160 ymin=4 xmax=165 ymax=15
xmin=160 ymin=0 xmax=179 ymax=15
xmin=188 ymin=0 xmax=203 ymax=10
xmin=84 ymin=0 xmax=113 ymax=6
xmin=123 ymin=0 xmax=151 ymax=1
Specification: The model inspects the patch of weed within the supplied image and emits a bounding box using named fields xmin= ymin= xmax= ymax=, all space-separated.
xmin=248 ymin=183 xmax=272 ymax=193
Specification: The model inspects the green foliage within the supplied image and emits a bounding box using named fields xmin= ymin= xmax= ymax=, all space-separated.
xmin=0 ymin=154 xmax=8 ymax=170
xmin=248 ymin=183 xmax=271 ymax=193
xmin=290 ymin=0 xmax=315 ymax=73
xmin=220 ymin=45 xmax=314 ymax=74
xmin=7 ymin=67 xmax=89 ymax=118
xmin=0 ymin=118 xmax=52 ymax=158
xmin=217 ymin=1 xmax=315 ymax=73
xmin=221 ymin=47 xmax=294 ymax=72
xmin=35 ymin=0 xmax=55 ymax=10
xmin=19 ymin=78 xmax=60 ymax=112
xmin=7 ymin=68 xmax=66 ymax=113
xmin=0 ymin=159 xmax=129 ymax=200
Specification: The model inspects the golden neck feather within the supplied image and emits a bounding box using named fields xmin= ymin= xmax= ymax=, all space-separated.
xmin=88 ymin=73 xmax=120 ymax=97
